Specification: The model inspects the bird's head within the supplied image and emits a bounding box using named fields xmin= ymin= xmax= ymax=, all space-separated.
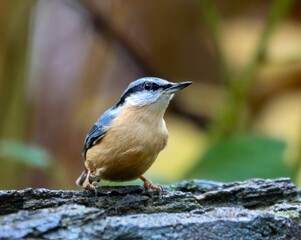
xmin=115 ymin=77 xmax=192 ymax=111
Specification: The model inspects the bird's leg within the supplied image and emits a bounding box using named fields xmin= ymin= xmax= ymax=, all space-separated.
xmin=89 ymin=169 xmax=102 ymax=187
xmin=140 ymin=175 xmax=163 ymax=195
xmin=82 ymin=170 xmax=98 ymax=194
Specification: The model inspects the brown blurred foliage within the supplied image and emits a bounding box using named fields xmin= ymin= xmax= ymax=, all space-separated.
xmin=1 ymin=0 xmax=301 ymax=189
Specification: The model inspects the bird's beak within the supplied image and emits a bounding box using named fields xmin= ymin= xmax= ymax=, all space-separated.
xmin=164 ymin=81 xmax=192 ymax=94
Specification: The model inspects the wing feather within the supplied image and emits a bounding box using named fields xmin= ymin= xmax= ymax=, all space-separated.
xmin=82 ymin=107 xmax=119 ymax=159
xmin=82 ymin=125 xmax=105 ymax=158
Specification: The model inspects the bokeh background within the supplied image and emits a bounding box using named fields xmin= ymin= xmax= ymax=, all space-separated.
xmin=1 ymin=0 xmax=301 ymax=189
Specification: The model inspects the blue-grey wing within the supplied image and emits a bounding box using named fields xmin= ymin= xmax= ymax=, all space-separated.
xmin=82 ymin=125 xmax=105 ymax=158
xmin=82 ymin=107 xmax=119 ymax=159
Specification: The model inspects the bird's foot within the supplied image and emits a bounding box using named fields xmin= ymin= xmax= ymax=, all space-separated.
xmin=140 ymin=176 xmax=163 ymax=195
xmin=80 ymin=169 xmax=101 ymax=195
xmin=84 ymin=181 xmax=99 ymax=195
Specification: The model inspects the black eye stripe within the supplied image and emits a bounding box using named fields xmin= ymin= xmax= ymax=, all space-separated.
xmin=164 ymin=83 xmax=173 ymax=89
xmin=115 ymin=82 xmax=172 ymax=107
xmin=152 ymin=83 xmax=160 ymax=90
xmin=143 ymin=82 xmax=168 ymax=91
xmin=116 ymin=85 xmax=143 ymax=106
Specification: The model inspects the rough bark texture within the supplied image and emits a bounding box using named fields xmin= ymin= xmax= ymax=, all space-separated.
xmin=0 ymin=178 xmax=300 ymax=239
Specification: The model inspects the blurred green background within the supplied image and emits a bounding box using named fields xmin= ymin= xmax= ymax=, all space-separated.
xmin=1 ymin=0 xmax=301 ymax=189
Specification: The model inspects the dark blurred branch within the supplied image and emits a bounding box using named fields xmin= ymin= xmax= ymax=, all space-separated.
xmin=79 ymin=0 xmax=158 ymax=76
xmin=78 ymin=0 xmax=210 ymax=129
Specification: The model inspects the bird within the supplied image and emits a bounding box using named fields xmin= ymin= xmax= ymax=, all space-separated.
xmin=76 ymin=77 xmax=192 ymax=194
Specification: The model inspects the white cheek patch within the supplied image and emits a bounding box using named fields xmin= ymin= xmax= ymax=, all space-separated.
xmin=126 ymin=91 xmax=161 ymax=106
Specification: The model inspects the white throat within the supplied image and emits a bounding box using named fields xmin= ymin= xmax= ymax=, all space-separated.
xmin=126 ymin=92 xmax=174 ymax=117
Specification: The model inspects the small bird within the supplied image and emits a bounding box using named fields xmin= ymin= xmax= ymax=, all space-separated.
xmin=76 ymin=77 xmax=192 ymax=194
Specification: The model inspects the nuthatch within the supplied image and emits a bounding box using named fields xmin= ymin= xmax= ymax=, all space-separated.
xmin=76 ymin=77 xmax=192 ymax=194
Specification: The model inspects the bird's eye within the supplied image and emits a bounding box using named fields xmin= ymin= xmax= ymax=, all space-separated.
xmin=143 ymin=82 xmax=152 ymax=90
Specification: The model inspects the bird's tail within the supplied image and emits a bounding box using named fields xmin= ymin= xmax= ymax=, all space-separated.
xmin=76 ymin=169 xmax=101 ymax=187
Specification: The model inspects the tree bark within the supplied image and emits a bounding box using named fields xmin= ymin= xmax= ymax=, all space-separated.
xmin=0 ymin=178 xmax=300 ymax=239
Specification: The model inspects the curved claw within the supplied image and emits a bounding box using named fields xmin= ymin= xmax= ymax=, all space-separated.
xmin=84 ymin=183 xmax=98 ymax=195
xmin=81 ymin=170 xmax=99 ymax=195
xmin=140 ymin=176 xmax=163 ymax=195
